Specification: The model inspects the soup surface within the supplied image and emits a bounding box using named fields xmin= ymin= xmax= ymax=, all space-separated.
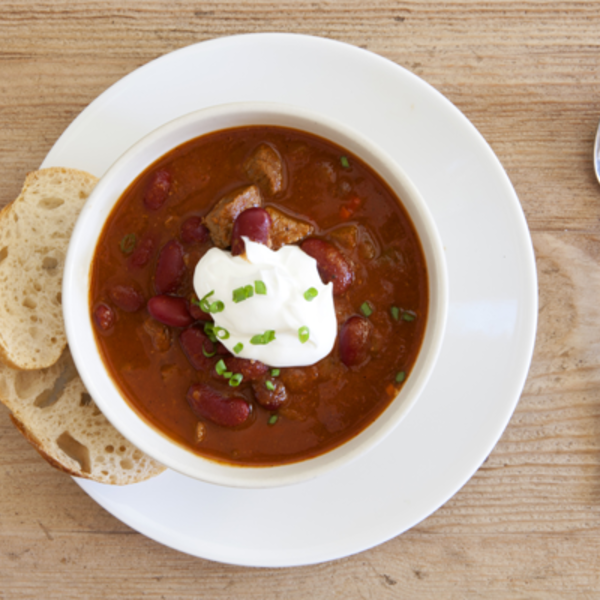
xmin=90 ymin=126 xmax=428 ymax=465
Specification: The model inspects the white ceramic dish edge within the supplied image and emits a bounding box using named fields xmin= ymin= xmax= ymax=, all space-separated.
xmin=63 ymin=101 xmax=448 ymax=489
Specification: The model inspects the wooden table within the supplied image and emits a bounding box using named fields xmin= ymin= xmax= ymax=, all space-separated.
xmin=1 ymin=2 xmax=599 ymax=597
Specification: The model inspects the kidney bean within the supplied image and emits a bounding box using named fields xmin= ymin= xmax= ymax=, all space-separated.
xmin=188 ymin=293 xmax=213 ymax=322
xmin=231 ymin=207 xmax=272 ymax=256
xmin=216 ymin=342 xmax=231 ymax=356
xmin=181 ymin=216 xmax=209 ymax=244
xmin=93 ymin=303 xmax=115 ymax=331
xmin=301 ymin=238 xmax=354 ymax=295
xmin=143 ymin=169 xmax=172 ymax=210
xmin=128 ymin=235 xmax=156 ymax=269
xmin=154 ymin=239 xmax=186 ymax=294
xmin=180 ymin=326 xmax=217 ymax=371
xmin=339 ymin=315 xmax=373 ymax=367
xmin=147 ymin=295 xmax=193 ymax=328
xmin=252 ymin=376 xmax=288 ymax=410
xmin=108 ymin=284 xmax=144 ymax=312
xmin=187 ymin=383 xmax=250 ymax=428
xmin=221 ymin=357 xmax=269 ymax=382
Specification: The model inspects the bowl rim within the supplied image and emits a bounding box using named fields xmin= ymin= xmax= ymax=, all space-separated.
xmin=63 ymin=101 xmax=448 ymax=488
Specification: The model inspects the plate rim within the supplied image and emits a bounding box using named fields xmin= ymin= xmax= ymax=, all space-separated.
xmin=43 ymin=32 xmax=538 ymax=567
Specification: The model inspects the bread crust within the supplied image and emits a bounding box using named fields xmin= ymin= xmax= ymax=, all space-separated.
xmin=10 ymin=414 xmax=83 ymax=478
xmin=0 ymin=168 xmax=166 ymax=484
xmin=0 ymin=347 xmax=166 ymax=484
xmin=0 ymin=167 xmax=99 ymax=370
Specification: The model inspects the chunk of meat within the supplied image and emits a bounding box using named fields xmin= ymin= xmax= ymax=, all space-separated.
xmin=243 ymin=143 xmax=285 ymax=195
xmin=266 ymin=206 xmax=314 ymax=250
xmin=204 ymin=185 xmax=262 ymax=248
xmin=328 ymin=225 xmax=358 ymax=250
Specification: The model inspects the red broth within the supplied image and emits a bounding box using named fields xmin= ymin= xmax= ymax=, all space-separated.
xmin=90 ymin=126 xmax=428 ymax=466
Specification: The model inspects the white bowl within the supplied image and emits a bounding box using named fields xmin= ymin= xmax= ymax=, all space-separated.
xmin=63 ymin=102 xmax=448 ymax=488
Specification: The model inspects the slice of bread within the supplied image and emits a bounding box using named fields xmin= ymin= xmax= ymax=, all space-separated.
xmin=0 ymin=167 xmax=98 ymax=370
xmin=0 ymin=347 xmax=166 ymax=484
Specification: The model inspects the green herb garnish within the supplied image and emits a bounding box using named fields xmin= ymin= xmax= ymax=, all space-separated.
xmin=268 ymin=414 xmax=278 ymax=425
xmin=360 ymin=301 xmax=373 ymax=317
xmin=233 ymin=342 xmax=244 ymax=354
xmin=265 ymin=380 xmax=276 ymax=391
xmin=298 ymin=326 xmax=310 ymax=344
xmin=202 ymin=342 xmax=217 ymax=358
xmin=250 ymin=330 xmax=276 ymax=345
xmin=209 ymin=300 xmax=224 ymax=313
xmin=271 ymin=368 xmax=280 ymax=377
xmin=390 ymin=306 xmax=400 ymax=321
xmin=203 ymin=322 xmax=217 ymax=342
xmin=215 ymin=359 xmax=227 ymax=375
xmin=232 ymin=284 xmax=255 ymax=303
xmin=255 ymin=280 xmax=267 ymax=295
xmin=214 ymin=326 xmax=230 ymax=340
xmin=229 ymin=373 xmax=243 ymax=387
xmin=120 ymin=233 xmax=137 ymax=254
xmin=340 ymin=156 xmax=350 ymax=169
xmin=199 ymin=291 xmax=215 ymax=313
xmin=304 ymin=287 xmax=319 ymax=301
xmin=395 ymin=371 xmax=406 ymax=383
xmin=402 ymin=310 xmax=417 ymax=322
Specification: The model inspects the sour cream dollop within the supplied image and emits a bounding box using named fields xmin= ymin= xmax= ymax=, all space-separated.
xmin=193 ymin=238 xmax=336 ymax=367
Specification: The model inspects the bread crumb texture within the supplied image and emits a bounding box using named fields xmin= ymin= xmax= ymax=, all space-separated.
xmin=0 ymin=168 xmax=98 ymax=370
xmin=0 ymin=347 xmax=166 ymax=484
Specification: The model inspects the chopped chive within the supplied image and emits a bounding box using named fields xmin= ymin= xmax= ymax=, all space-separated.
xmin=203 ymin=322 xmax=217 ymax=342
xmin=271 ymin=368 xmax=280 ymax=377
xmin=119 ymin=233 xmax=137 ymax=254
xmin=255 ymin=280 xmax=267 ymax=295
xmin=360 ymin=301 xmax=373 ymax=317
xmin=298 ymin=326 xmax=310 ymax=344
xmin=209 ymin=300 xmax=225 ymax=313
xmin=215 ymin=326 xmax=230 ymax=340
xmin=265 ymin=380 xmax=276 ymax=391
xmin=268 ymin=414 xmax=278 ymax=425
xmin=199 ymin=290 xmax=215 ymax=313
xmin=223 ymin=371 xmax=233 ymax=379
xmin=340 ymin=156 xmax=350 ymax=169
xmin=202 ymin=342 xmax=217 ymax=358
xmin=395 ymin=371 xmax=406 ymax=383
xmin=232 ymin=287 xmax=246 ymax=303
xmin=215 ymin=359 xmax=227 ymax=375
xmin=402 ymin=310 xmax=417 ymax=322
xmin=250 ymin=330 xmax=277 ymax=345
xmin=303 ymin=287 xmax=319 ymax=301
xmin=229 ymin=373 xmax=243 ymax=387
xmin=233 ymin=342 xmax=244 ymax=354
xmin=390 ymin=306 xmax=400 ymax=321
xmin=233 ymin=284 xmax=255 ymax=303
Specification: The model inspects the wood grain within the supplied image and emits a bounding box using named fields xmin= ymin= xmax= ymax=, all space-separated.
xmin=1 ymin=1 xmax=600 ymax=598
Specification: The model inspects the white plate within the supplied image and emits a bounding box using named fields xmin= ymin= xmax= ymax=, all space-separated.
xmin=41 ymin=33 xmax=537 ymax=567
